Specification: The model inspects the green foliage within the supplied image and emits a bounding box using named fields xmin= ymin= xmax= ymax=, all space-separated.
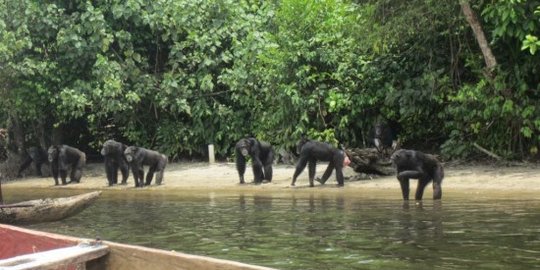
xmin=250 ymin=0 xmax=365 ymax=148
xmin=522 ymin=34 xmax=540 ymax=54
xmin=521 ymin=5 xmax=540 ymax=54
xmin=482 ymin=0 xmax=535 ymax=41
xmin=0 ymin=0 xmax=539 ymax=160
xmin=457 ymin=0 xmax=540 ymax=159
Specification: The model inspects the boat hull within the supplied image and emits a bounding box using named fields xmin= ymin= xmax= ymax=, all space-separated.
xmin=0 ymin=191 xmax=101 ymax=225
xmin=0 ymin=225 xmax=276 ymax=270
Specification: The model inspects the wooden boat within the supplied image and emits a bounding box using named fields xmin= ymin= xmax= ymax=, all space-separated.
xmin=0 ymin=191 xmax=101 ymax=225
xmin=0 ymin=224 xmax=276 ymax=270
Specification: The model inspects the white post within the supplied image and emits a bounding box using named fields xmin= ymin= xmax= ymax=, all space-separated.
xmin=208 ymin=144 xmax=215 ymax=163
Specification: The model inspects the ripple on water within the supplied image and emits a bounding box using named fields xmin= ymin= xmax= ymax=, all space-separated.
xmin=7 ymin=189 xmax=540 ymax=270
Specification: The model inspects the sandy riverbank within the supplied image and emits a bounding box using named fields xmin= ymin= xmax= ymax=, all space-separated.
xmin=4 ymin=161 xmax=540 ymax=197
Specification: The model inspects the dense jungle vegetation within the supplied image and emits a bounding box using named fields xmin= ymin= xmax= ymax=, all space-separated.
xmin=1 ymin=0 xmax=539 ymax=161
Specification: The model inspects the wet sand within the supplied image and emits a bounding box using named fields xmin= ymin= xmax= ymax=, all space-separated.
xmin=4 ymin=161 xmax=540 ymax=198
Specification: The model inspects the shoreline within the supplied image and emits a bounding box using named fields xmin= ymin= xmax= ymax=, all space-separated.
xmin=3 ymin=162 xmax=540 ymax=198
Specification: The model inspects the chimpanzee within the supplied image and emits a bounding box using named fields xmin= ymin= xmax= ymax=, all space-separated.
xmin=235 ymin=137 xmax=274 ymax=184
xmin=47 ymin=145 xmax=86 ymax=185
xmin=390 ymin=149 xmax=444 ymax=200
xmin=124 ymin=146 xmax=167 ymax=187
xmin=101 ymin=139 xmax=130 ymax=186
xmin=291 ymin=138 xmax=350 ymax=187
xmin=371 ymin=119 xmax=400 ymax=154
xmin=17 ymin=147 xmax=48 ymax=177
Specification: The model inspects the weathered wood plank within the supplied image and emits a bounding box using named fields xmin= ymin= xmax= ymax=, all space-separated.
xmin=1 ymin=225 xmax=277 ymax=270
xmin=93 ymin=240 xmax=277 ymax=270
xmin=0 ymin=242 xmax=109 ymax=270
xmin=0 ymin=226 xmax=76 ymax=259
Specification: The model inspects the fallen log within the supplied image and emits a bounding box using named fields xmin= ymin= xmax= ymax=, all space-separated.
xmin=344 ymin=147 xmax=395 ymax=176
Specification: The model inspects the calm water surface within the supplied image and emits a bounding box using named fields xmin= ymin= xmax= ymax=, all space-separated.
xmin=4 ymin=188 xmax=540 ymax=270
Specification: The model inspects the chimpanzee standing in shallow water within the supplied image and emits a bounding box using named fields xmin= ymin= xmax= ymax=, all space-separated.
xmin=235 ymin=137 xmax=274 ymax=184
xmin=17 ymin=146 xmax=48 ymax=177
xmin=291 ymin=137 xmax=350 ymax=187
xmin=48 ymin=145 xmax=86 ymax=185
xmin=124 ymin=146 xmax=167 ymax=187
xmin=101 ymin=139 xmax=130 ymax=186
xmin=390 ymin=149 xmax=444 ymax=200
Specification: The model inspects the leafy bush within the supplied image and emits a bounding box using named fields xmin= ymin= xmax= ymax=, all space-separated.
xmin=1 ymin=0 xmax=539 ymax=160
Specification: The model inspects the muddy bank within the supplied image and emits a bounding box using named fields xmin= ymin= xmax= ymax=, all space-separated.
xmin=4 ymin=162 xmax=540 ymax=197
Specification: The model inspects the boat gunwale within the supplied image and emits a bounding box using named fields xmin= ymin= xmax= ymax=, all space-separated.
xmin=0 ymin=224 xmax=277 ymax=270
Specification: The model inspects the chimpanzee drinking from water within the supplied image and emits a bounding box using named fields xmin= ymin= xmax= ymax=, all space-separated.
xmin=48 ymin=145 xmax=86 ymax=185
xmin=390 ymin=149 xmax=444 ymax=200
xmin=235 ymin=137 xmax=274 ymax=184
xmin=101 ymin=139 xmax=130 ymax=186
xmin=124 ymin=146 xmax=167 ymax=187
xmin=291 ymin=137 xmax=350 ymax=187
xmin=17 ymin=147 xmax=48 ymax=177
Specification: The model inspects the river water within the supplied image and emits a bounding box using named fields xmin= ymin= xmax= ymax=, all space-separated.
xmin=3 ymin=188 xmax=540 ymax=269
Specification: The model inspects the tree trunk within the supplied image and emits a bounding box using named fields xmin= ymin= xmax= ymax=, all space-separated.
xmin=34 ymin=119 xmax=47 ymax=149
xmin=51 ymin=124 xmax=64 ymax=145
xmin=0 ymin=114 xmax=26 ymax=181
xmin=460 ymin=1 xmax=497 ymax=71
xmin=7 ymin=114 xmax=25 ymax=154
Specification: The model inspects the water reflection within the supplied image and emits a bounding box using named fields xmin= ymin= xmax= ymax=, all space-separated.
xmin=396 ymin=201 xmax=444 ymax=244
xmin=4 ymin=189 xmax=540 ymax=270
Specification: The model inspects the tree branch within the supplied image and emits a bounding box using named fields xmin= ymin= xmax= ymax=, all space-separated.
xmin=473 ymin=142 xmax=502 ymax=160
xmin=460 ymin=1 xmax=498 ymax=71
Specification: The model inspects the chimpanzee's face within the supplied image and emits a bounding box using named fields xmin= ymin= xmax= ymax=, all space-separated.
xmin=124 ymin=146 xmax=137 ymax=162
xmin=296 ymin=137 xmax=309 ymax=155
xmin=390 ymin=149 xmax=402 ymax=162
xmin=47 ymin=146 xmax=58 ymax=162
xmin=101 ymin=144 xmax=110 ymax=156
xmin=237 ymin=139 xmax=250 ymax=156
xmin=390 ymin=149 xmax=415 ymax=166
xmin=374 ymin=123 xmax=385 ymax=137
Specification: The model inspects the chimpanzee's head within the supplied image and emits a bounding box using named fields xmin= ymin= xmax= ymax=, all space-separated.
xmin=101 ymin=140 xmax=121 ymax=156
xmin=296 ymin=133 xmax=310 ymax=155
xmin=47 ymin=145 xmax=59 ymax=163
xmin=124 ymin=146 xmax=139 ymax=162
xmin=390 ymin=149 xmax=416 ymax=167
xmin=236 ymin=139 xmax=252 ymax=157
xmin=374 ymin=121 xmax=388 ymax=138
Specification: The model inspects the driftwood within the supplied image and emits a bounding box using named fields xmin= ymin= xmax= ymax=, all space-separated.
xmin=345 ymin=147 xmax=395 ymax=176
xmin=276 ymin=148 xmax=297 ymax=165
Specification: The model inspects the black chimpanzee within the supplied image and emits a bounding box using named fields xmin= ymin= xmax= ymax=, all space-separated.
xmin=291 ymin=138 xmax=350 ymax=187
xmin=47 ymin=145 xmax=86 ymax=185
xmin=101 ymin=139 xmax=129 ymax=186
xmin=124 ymin=146 xmax=167 ymax=187
xmin=235 ymin=137 xmax=274 ymax=184
xmin=390 ymin=149 xmax=444 ymax=200
xmin=17 ymin=146 xmax=48 ymax=177
xmin=371 ymin=119 xmax=400 ymax=154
